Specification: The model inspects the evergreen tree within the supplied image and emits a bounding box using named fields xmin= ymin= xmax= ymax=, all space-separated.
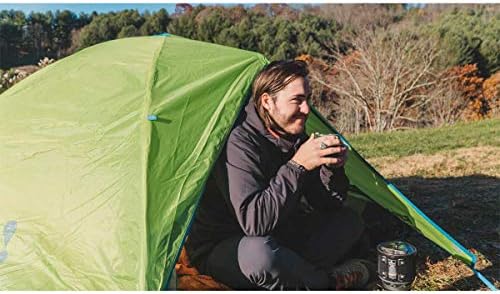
xmin=140 ymin=8 xmax=170 ymax=35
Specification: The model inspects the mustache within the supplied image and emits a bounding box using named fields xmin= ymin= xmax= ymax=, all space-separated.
xmin=292 ymin=114 xmax=308 ymax=120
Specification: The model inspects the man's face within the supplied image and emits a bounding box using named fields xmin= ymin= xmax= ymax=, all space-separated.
xmin=263 ymin=77 xmax=311 ymax=135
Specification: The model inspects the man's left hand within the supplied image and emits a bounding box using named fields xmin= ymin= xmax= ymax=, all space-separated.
xmin=318 ymin=134 xmax=348 ymax=169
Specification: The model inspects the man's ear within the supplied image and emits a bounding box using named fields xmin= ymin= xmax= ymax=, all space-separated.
xmin=261 ymin=93 xmax=272 ymax=111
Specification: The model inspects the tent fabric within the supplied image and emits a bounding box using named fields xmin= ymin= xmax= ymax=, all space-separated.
xmin=0 ymin=34 xmax=481 ymax=290
xmin=0 ymin=35 xmax=266 ymax=290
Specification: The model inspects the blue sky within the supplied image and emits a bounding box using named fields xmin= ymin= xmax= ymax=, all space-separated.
xmin=0 ymin=3 xmax=178 ymax=14
xmin=0 ymin=3 xmax=259 ymax=15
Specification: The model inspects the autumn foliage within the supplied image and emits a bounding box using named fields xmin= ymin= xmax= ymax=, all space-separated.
xmin=482 ymin=72 xmax=500 ymax=117
xmin=447 ymin=64 xmax=487 ymax=121
xmin=435 ymin=64 xmax=498 ymax=123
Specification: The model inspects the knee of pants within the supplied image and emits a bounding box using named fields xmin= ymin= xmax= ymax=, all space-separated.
xmin=238 ymin=236 xmax=280 ymax=281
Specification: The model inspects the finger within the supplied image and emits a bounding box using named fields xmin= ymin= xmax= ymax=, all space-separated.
xmin=319 ymin=146 xmax=343 ymax=157
xmin=311 ymin=137 xmax=328 ymax=150
xmin=322 ymin=135 xmax=342 ymax=147
xmin=321 ymin=157 xmax=341 ymax=166
xmin=334 ymin=160 xmax=345 ymax=168
xmin=327 ymin=157 xmax=346 ymax=168
xmin=311 ymin=135 xmax=325 ymax=143
xmin=323 ymin=145 xmax=347 ymax=157
xmin=305 ymin=135 xmax=319 ymax=149
xmin=338 ymin=147 xmax=348 ymax=157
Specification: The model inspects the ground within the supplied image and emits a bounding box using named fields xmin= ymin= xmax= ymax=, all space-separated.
xmin=349 ymin=118 xmax=499 ymax=290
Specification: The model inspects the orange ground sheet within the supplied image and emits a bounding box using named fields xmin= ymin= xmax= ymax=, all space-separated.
xmin=175 ymin=246 xmax=231 ymax=290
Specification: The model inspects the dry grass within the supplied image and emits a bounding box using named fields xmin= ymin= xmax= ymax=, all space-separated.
xmin=369 ymin=146 xmax=500 ymax=178
xmin=366 ymin=146 xmax=500 ymax=290
xmin=412 ymin=249 xmax=495 ymax=291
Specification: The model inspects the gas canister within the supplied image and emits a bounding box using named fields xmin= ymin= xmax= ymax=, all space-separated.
xmin=377 ymin=241 xmax=417 ymax=290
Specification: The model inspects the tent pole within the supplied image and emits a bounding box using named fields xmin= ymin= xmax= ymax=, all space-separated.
xmin=472 ymin=268 xmax=498 ymax=291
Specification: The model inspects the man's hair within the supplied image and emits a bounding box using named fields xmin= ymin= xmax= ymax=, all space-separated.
xmin=252 ymin=60 xmax=309 ymax=129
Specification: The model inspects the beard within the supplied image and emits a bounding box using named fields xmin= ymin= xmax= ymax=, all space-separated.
xmin=268 ymin=108 xmax=307 ymax=136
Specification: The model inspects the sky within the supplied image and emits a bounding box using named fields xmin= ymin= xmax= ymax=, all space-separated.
xmin=0 ymin=3 xmax=179 ymax=14
xmin=0 ymin=3 xmax=260 ymax=15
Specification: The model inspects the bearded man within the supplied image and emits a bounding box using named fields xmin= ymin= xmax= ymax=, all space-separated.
xmin=185 ymin=60 xmax=374 ymax=290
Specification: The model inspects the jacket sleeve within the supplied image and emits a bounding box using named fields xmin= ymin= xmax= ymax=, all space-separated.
xmin=223 ymin=136 xmax=307 ymax=236
xmin=303 ymin=165 xmax=350 ymax=211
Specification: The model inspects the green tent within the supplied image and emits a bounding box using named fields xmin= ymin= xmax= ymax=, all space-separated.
xmin=0 ymin=35 xmax=495 ymax=290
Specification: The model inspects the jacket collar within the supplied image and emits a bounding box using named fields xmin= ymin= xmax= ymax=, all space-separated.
xmin=243 ymin=102 xmax=306 ymax=153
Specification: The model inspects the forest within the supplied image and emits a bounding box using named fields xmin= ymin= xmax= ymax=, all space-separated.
xmin=1 ymin=4 xmax=498 ymax=133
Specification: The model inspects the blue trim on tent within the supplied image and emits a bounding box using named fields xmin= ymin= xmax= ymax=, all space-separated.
xmin=473 ymin=268 xmax=498 ymax=291
xmin=154 ymin=32 xmax=171 ymax=37
xmin=387 ymin=183 xmax=476 ymax=265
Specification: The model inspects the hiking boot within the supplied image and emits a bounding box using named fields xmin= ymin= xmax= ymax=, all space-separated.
xmin=329 ymin=259 xmax=376 ymax=290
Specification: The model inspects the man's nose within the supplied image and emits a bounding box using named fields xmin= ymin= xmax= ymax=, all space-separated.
xmin=300 ymin=100 xmax=310 ymax=115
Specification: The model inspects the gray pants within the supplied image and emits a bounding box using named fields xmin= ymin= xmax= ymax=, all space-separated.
xmin=197 ymin=207 xmax=365 ymax=290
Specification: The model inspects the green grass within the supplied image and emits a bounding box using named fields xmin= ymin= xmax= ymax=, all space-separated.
xmin=345 ymin=118 xmax=500 ymax=159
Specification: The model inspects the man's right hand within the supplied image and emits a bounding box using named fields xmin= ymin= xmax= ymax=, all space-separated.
xmin=291 ymin=135 xmax=347 ymax=171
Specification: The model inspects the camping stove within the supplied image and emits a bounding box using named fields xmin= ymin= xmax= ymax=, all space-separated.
xmin=377 ymin=241 xmax=417 ymax=290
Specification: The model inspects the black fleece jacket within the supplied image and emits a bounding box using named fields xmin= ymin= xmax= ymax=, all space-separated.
xmin=185 ymin=102 xmax=350 ymax=265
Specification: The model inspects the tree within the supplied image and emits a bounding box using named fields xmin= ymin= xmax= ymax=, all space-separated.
xmin=78 ymin=15 xmax=114 ymax=48
xmin=425 ymin=64 xmax=485 ymax=126
xmin=482 ymin=72 xmax=500 ymax=117
xmin=304 ymin=4 xmax=406 ymax=32
xmin=295 ymin=13 xmax=346 ymax=61
xmin=427 ymin=7 xmax=499 ymax=76
xmin=174 ymin=3 xmax=193 ymax=15
xmin=309 ymin=29 xmax=442 ymax=132
xmin=167 ymin=5 xmax=202 ymax=39
xmin=25 ymin=12 xmax=51 ymax=63
xmin=53 ymin=10 xmax=79 ymax=58
xmin=117 ymin=25 xmax=139 ymax=38
xmin=78 ymin=10 xmax=146 ymax=49
xmin=139 ymin=8 xmax=170 ymax=35
xmin=0 ymin=10 xmax=27 ymax=68
xmin=195 ymin=6 xmax=233 ymax=43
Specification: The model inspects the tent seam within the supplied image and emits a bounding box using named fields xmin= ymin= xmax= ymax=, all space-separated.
xmin=141 ymin=35 xmax=168 ymax=290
